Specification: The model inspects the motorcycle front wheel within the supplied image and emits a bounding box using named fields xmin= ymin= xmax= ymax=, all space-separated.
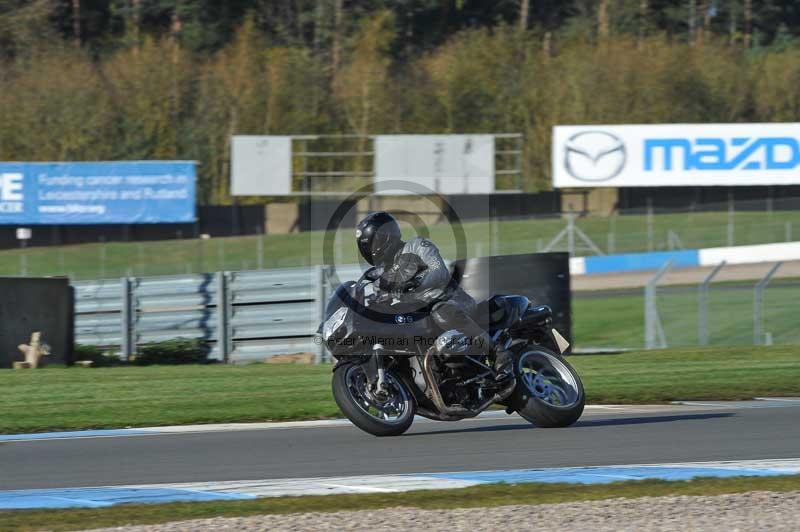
xmin=510 ymin=347 xmax=585 ymax=428
xmin=332 ymin=363 xmax=416 ymax=437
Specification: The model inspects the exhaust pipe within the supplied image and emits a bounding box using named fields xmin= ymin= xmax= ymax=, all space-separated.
xmin=420 ymin=348 xmax=515 ymax=419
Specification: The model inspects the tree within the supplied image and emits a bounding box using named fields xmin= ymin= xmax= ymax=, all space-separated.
xmin=598 ymin=0 xmax=610 ymax=38
xmin=744 ymin=0 xmax=752 ymax=47
xmin=519 ymin=0 xmax=529 ymax=31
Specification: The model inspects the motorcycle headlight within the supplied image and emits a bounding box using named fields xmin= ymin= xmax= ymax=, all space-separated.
xmin=323 ymin=307 xmax=348 ymax=340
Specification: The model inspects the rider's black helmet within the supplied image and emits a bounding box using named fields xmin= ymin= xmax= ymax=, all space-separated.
xmin=356 ymin=211 xmax=403 ymax=265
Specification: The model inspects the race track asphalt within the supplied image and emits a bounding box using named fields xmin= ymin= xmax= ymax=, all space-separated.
xmin=1 ymin=402 xmax=799 ymax=491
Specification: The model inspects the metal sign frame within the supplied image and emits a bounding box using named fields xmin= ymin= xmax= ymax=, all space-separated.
xmin=232 ymin=134 xmax=524 ymax=196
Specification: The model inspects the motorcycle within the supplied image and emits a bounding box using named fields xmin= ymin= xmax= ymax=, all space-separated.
xmin=319 ymin=265 xmax=585 ymax=437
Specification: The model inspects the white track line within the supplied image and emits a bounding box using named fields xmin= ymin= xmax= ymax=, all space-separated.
xmin=3 ymin=400 xmax=797 ymax=443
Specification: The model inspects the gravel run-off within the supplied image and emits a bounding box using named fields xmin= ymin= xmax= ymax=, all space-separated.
xmin=87 ymin=490 xmax=800 ymax=532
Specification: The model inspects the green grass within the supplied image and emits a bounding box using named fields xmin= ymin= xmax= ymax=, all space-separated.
xmin=3 ymin=475 xmax=800 ymax=532
xmin=573 ymin=345 xmax=800 ymax=404
xmin=573 ymin=291 xmax=645 ymax=348
xmin=1 ymin=346 xmax=798 ymax=434
xmin=2 ymin=209 xmax=800 ymax=280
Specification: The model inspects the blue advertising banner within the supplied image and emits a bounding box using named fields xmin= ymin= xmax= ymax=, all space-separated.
xmin=0 ymin=161 xmax=196 ymax=224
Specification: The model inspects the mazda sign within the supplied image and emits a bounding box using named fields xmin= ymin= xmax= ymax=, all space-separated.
xmin=564 ymin=131 xmax=626 ymax=182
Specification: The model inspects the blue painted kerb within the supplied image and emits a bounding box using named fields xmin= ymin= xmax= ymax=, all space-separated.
xmin=424 ymin=466 xmax=786 ymax=485
xmin=0 ymin=429 xmax=152 ymax=442
xmin=0 ymin=487 xmax=254 ymax=510
xmin=0 ymin=465 xmax=794 ymax=510
xmin=584 ymin=250 xmax=699 ymax=274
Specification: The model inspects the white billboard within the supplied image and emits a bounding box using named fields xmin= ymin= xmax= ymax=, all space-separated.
xmin=552 ymin=123 xmax=800 ymax=188
xmin=374 ymin=135 xmax=495 ymax=194
xmin=231 ymin=136 xmax=292 ymax=196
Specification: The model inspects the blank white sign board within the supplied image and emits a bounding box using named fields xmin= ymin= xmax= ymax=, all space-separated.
xmin=231 ymin=136 xmax=292 ymax=196
xmin=374 ymin=135 xmax=495 ymax=194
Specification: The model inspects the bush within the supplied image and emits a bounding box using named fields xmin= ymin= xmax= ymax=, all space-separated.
xmin=133 ymin=338 xmax=210 ymax=366
xmin=73 ymin=344 xmax=123 ymax=367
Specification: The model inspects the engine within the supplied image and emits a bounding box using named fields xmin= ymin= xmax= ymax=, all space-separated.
xmin=432 ymin=330 xmax=490 ymax=408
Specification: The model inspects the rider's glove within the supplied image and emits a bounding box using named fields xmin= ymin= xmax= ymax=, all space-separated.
xmin=379 ymin=253 xmax=426 ymax=292
xmin=364 ymin=266 xmax=383 ymax=282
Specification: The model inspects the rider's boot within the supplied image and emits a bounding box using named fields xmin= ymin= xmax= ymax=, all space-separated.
xmin=493 ymin=347 xmax=514 ymax=384
xmin=473 ymin=332 xmax=513 ymax=384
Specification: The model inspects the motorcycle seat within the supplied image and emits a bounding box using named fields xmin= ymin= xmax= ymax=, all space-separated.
xmin=472 ymin=295 xmax=528 ymax=331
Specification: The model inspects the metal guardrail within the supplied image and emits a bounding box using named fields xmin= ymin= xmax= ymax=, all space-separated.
xmin=74 ymin=265 xmax=336 ymax=364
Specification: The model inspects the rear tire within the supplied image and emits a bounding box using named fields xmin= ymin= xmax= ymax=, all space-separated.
xmin=510 ymin=347 xmax=585 ymax=428
xmin=332 ymin=363 xmax=416 ymax=437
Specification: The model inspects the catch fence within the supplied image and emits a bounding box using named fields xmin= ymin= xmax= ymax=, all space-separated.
xmin=644 ymin=261 xmax=800 ymax=349
xmin=4 ymin=196 xmax=800 ymax=281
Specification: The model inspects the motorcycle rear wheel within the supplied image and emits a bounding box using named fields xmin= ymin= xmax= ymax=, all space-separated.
xmin=510 ymin=347 xmax=585 ymax=428
xmin=332 ymin=363 xmax=416 ymax=437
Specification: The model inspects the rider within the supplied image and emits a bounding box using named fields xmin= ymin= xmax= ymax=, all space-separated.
xmin=355 ymin=211 xmax=512 ymax=381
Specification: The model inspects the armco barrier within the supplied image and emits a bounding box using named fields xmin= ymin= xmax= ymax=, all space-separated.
xmin=72 ymin=256 xmax=572 ymax=364
xmin=74 ymin=267 xmax=327 ymax=364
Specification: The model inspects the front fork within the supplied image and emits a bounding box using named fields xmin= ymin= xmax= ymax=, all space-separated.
xmin=360 ymin=344 xmax=388 ymax=395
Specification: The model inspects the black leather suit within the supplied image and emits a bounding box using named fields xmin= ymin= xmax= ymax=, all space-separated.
xmin=375 ymin=237 xmax=488 ymax=345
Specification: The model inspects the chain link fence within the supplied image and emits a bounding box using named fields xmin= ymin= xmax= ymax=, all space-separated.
xmin=2 ymin=195 xmax=800 ymax=281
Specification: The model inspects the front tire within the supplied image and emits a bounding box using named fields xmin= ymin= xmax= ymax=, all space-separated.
xmin=332 ymin=363 xmax=416 ymax=437
xmin=510 ymin=347 xmax=585 ymax=428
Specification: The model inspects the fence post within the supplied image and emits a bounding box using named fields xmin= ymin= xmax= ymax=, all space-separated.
xmin=543 ymin=212 xmax=604 ymax=256
xmin=216 ymin=271 xmax=231 ymax=362
xmin=566 ymin=213 xmax=575 ymax=255
xmin=645 ymin=261 xmax=672 ymax=349
xmin=609 ymin=214 xmax=617 ymax=255
xmin=121 ymin=276 xmax=135 ymax=360
xmin=257 ymin=229 xmax=265 ymax=270
xmin=217 ymin=239 xmax=225 ymax=271
xmin=315 ymin=264 xmax=328 ymax=364
xmin=754 ymin=262 xmax=782 ymax=345
xmin=491 ymin=204 xmax=500 ymax=256
xmin=786 ymin=222 xmax=792 ymax=242
xmin=137 ymin=242 xmax=145 ymax=276
xmin=727 ymin=192 xmax=735 ymax=247
xmin=646 ymin=198 xmax=654 ymax=252
xmin=99 ymin=237 xmax=107 ymax=279
xmin=698 ymin=261 xmax=726 ymax=346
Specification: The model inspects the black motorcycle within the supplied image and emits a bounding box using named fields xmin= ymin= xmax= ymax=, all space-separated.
xmin=319 ymin=266 xmax=585 ymax=436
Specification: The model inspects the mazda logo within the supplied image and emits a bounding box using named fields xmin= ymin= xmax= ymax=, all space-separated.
xmin=564 ymin=131 xmax=626 ymax=182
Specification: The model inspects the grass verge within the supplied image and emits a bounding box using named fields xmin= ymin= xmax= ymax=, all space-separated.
xmin=0 ymin=346 xmax=798 ymax=434
xmin=3 ymin=475 xmax=800 ymax=532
